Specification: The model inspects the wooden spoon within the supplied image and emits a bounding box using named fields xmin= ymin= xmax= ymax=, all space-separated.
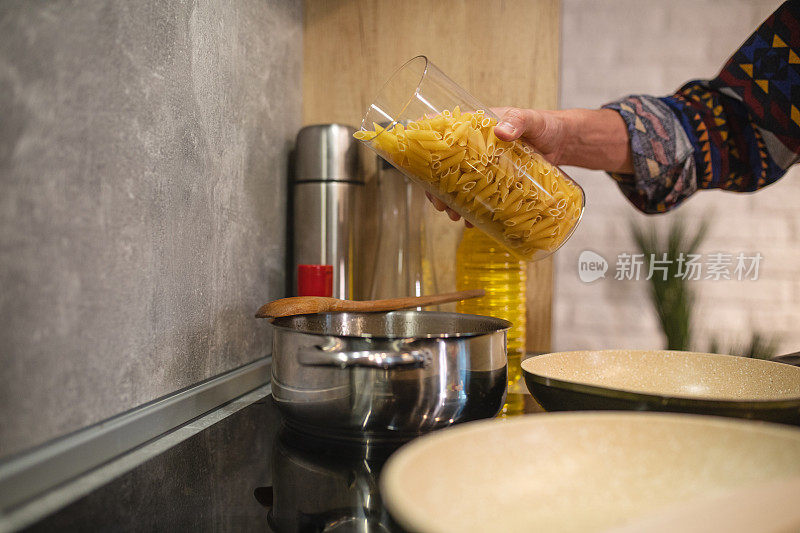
xmin=255 ymin=289 xmax=485 ymax=319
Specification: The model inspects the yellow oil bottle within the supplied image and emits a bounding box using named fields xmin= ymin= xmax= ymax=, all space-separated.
xmin=456 ymin=227 xmax=526 ymax=417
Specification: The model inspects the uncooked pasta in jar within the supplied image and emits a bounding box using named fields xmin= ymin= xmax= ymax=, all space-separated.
xmin=354 ymin=106 xmax=583 ymax=260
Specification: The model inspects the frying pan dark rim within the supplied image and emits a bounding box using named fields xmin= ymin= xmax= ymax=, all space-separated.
xmin=523 ymin=370 xmax=800 ymax=409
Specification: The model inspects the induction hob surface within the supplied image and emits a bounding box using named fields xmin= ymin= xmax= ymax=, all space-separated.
xmin=24 ymin=396 xmax=408 ymax=533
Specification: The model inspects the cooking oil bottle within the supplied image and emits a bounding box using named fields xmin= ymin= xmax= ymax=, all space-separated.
xmin=456 ymin=227 xmax=526 ymax=417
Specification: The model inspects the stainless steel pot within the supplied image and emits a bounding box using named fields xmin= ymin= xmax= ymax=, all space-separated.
xmin=270 ymin=310 xmax=510 ymax=441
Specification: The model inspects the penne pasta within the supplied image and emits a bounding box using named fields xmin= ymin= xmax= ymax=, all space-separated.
xmin=485 ymin=127 xmax=498 ymax=154
xmin=473 ymin=182 xmax=498 ymax=205
xmin=430 ymin=115 xmax=448 ymax=131
xmin=453 ymin=121 xmax=470 ymax=146
xmin=407 ymin=139 xmax=434 ymax=160
xmin=444 ymin=168 xmax=460 ymax=193
xmin=417 ymin=139 xmax=451 ymax=151
xmin=355 ymin=107 xmax=583 ymax=259
xmin=504 ymin=210 xmax=536 ymax=227
xmin=405 ymin=129 xmax=442 ymax=141
xmin=440 ymin=149 xmax=467 ymax=170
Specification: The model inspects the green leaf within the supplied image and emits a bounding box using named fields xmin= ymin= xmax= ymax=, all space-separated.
xmin=630 ymin=216 xmax=711 ymax=351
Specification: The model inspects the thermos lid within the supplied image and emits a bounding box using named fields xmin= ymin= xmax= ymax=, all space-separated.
xmin=297 ymin=264 xmax=333 ymax=297
xmin=293 ymin=124 xmax=362 ymax=183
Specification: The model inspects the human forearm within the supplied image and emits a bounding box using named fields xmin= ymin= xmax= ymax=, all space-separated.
xmin=557 ymin=108 xmax=634 ymax=173
xmin=492 ymin=107 xmax=633 ymax=174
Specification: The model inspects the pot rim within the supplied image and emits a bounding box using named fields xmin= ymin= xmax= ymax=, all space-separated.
xmin=269 ymin=310 xmax=512 ymax=340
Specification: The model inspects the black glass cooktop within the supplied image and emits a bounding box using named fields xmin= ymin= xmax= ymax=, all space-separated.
xmin=23 ymin=396 xmax=408 ymax=533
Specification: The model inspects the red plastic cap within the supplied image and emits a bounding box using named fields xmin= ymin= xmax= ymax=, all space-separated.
xmin=297 ymin=265 xmax=333 ymax=297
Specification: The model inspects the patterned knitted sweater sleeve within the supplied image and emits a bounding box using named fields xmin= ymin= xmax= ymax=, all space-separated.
xmin=602 ymin=0 xmax=800 ymax=214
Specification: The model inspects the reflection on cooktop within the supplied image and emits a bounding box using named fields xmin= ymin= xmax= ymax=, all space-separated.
xmin=261 ymin=425 xmax=406 ymax=532
xmin=23 ymin=397 xmax=408 ymax=533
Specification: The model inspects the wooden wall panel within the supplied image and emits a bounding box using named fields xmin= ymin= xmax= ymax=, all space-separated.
xmin=303 ymin=0 xmax=559 ymax=351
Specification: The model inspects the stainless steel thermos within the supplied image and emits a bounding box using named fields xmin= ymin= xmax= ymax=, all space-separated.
xmin=291 ymin=124 xmax=363 ymax=299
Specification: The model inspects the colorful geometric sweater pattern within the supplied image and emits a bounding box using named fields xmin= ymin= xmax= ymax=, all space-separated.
xmin=603 ymin=0 xmax=800 ymax=214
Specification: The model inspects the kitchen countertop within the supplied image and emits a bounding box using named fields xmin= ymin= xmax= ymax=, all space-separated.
xmin=18 ymin=357 xmax=548 ymax=533
xmin=21 ymin=396 xmax=411 ymax=532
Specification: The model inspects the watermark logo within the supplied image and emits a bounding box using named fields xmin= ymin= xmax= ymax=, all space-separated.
xmin=577 ymin=250 xmax=608 ymax=283
xmin=578 ymin=251 xmax=763 ymax=282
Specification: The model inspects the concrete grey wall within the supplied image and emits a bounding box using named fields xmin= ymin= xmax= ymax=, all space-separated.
xmin=0 ymin=1 xmax=301 ymax=458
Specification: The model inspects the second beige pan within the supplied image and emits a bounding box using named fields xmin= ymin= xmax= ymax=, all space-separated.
xmin=521 ymin=350 xmax=800 ymax=425
xmin=380 ymin=412 xmax=800 ymax=533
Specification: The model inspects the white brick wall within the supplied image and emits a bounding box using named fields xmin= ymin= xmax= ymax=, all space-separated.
xmin=555 ymin=0 xmax=800 ymax=354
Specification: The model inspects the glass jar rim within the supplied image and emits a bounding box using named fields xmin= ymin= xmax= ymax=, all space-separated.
xmin=358 ymin=55 xmax=430 ymax=142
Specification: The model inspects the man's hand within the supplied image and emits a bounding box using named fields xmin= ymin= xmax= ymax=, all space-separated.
xmin=492 ymin=107 xmax=570 ymax=165
xmin=425 ymin=191 xmax=473 ymax=227
xmin=425 ymin=106 xmax=633 ymax=223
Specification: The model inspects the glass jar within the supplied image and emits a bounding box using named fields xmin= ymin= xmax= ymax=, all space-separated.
xmin=370 ymin=157 xmax=439 ymax=301
xmin=355 ymin=56 xmax=584 ymax=262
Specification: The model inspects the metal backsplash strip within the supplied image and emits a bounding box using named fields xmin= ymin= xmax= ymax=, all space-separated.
xmin=0 ymin=357 xmax=271 ymax=514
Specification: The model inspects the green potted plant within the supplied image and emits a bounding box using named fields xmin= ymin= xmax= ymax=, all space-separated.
xmin=630 ymin=217 xmax=778 ymax=356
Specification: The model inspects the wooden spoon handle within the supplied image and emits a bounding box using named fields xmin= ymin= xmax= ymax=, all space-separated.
xmin=256 ymin=289 xmax=485 ymax=319
xmin=335 ymin=289 xmax=486 ymax=313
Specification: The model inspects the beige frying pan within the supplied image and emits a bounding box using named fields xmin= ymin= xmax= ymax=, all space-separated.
xmin=605 ymin=476 xmax=800 ymax=533
xmin=521 ymin=350 xmax=800 ymax=425
xmin=380 ymin=412 xmax=800 ymax=533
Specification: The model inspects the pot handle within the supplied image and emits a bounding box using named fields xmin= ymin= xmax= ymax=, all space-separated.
xmin=297 ymin=347 xmax=430 ymax=369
